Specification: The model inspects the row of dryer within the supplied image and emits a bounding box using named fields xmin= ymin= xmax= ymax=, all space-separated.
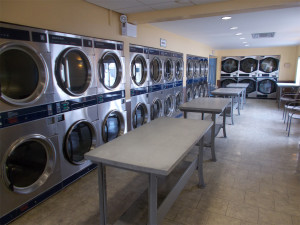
xmin=186 ymin=55 xmax=209 ymax=102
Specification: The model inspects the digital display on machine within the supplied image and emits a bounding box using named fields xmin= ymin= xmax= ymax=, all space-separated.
xmin=0 ymin=27 xmax=30 ymax=41
xmin=130 ymin=46 xmax=143 ymax=53
xmin=49 ymin=34 xmax=82 ymax=46
xmin=32 ymin=32 xmax=47 ymax=43
xmin=130 ymin=87 xmax=148 ymax=96
xmin=94 ymin=41 xmax=116 ymax=49
xmin=149 ymin=49 xmax=160 ymax=55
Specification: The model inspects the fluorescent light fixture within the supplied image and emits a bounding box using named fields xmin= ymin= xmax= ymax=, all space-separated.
xmin=235 ymin=33 xmax=243 ymax=36
xmin=240 ymin=37 xmax=246 ymax=40
xmin=230 ymin=27 xmax=238 ymax=30
xmin=222 ymin=16 xmax=232 ymax=20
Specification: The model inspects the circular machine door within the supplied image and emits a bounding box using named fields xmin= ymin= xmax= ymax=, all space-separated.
xmin=221 ymin=58 xmax=239 ymax=73
xmin=55 ymin=48 xmax=92 ymax=96
xmin=259 ymin=57 xmax=279 ymax=73
xmin=221 ymin=79 xmax=237 ymax=88
xmin=164 ymin=58 xmax=173 ymax=82
xmin=175 ymin=59 xmax=183 ymax=80
xmin=239 ymin=79 xmax=256 ymax=93
xmin=150 ymin=57 xmax=162 ymax=83
xmin=200 ymin=61 xmax=205 ymax=76
xmin=186 ymin=88 xmax=193 ymax=102
xmin=204 ymin=60 xmax=209 ymax=76
xmin=102 ymin=110 xmax=125 ymax=143
xmin=3 ymin=135 xmax=56 ymax=194
xmin=198 ymin=85 xmax=203 ymax=97
xmin=131 ymin=54 xmax=147 ymax=86
xmin=194 ymin=61 xmax=200 ymax=78
xmin=0 ymin=43 xmax=48 ymax=105
xmin=164 ymin=95 xmax=174 ymax=117
xmin=240 ymin=58 xmax=258 ymax=73
xmin=186 ymin=59 xmax=194 ymax=79
xmin=258 ymin=79 xmax=277 ymax=94
xmin=99 ymin=52 xmax=123 ymax=90
xmin=193 ymin=86 xmax=199 ymax=99
xmin=64 ymin=120 xmax=97 ymax=164
xmin=150 ymin=98 xmax=162 ymax=120
xmin=175 ymin=92 xmax=183 ymax=112
xmin=132 ymin=103 xmax=148 ymax=129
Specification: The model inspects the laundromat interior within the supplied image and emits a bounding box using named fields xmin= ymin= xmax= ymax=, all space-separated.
xmin=1 ymin=0 xmax=300 ymax=225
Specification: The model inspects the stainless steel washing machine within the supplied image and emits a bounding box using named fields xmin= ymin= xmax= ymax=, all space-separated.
xmin=258 ymin=55 xmax=280 ymax=77
xmin=173 ymin=84 xmax=184 ymax=118
xmin=94 ymin=38 xmax=125 ymax=94
xmin=239 ymin=56 xmax=258 ymax=77
xmin=221 ymin=56 xmax=240 ymax=77
xmin=238 ymin=75 xmax=257 ymax=98
xmin=173 ymin=52 xmax=184 ymax=118
xmin=163 ymin=84 xmax=175 ymax=117
xmin=186 ymin=55 xmax=194 ymax=81
xmin=0 ymin=23 xmax=54 ymax=113
xmin=130 ymin=90 xmax=149 ymax=130
xmin=148 ymin=84 xmax=164 ymax=121
xmin=56 ymin=101 xmax=99 ymax=187
xmin=98 ymin=91 xmax=127 ymax=146
xmin=149 ymin=48 xmax=163 ymax=87
xmin=0 ymin=116 xmax=62 ymax=224
xmin=48 ymin=31 xmax=96 ymax=102
xmin=203 ymin=58 xmax=209 ymax=97
xmin=173 ymin=52 xmax=184 ymax=83
xmin=161 ymin=50 xmax=174 ymax=85
xmin=257 ymin=76 xmax=278 ymax=99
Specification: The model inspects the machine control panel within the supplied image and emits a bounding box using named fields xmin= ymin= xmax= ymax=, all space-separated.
xmin=130 ymin=87 xmax=148 ymax=96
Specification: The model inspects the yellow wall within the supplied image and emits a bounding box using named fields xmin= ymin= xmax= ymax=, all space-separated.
xmin=298 ymin=45 xmax=300 ymax=56
xmin=216 ymin=46 xmax=299 ymax=83
xmin=0 ymin=0 xmax=212 ymax=99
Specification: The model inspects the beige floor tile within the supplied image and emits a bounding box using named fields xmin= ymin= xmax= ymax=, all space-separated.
xmin=205 ymin=212 xmax=242 ymax=225
xmin=292 ymin=215 xmax=300 ymax=225
xmin=161 ymin=218 xmax=184 ymax=225
xmin=245 ymin=191 xmax=274 ymax=210
xmin=233 ymin=178 xmax=260 ymax=192
xmin=174 ymin=208 xmax=208 ymax=225
xmin=259 ymin=208 xmax=293 ymax=225
xmin=259 ymin=182 xmax=289 ymax=199
xmin=226 ymin=202 xmax=259 ymax=223
xmin=208 ymin=186 xmax=245 ymax=203
xmin=274 ymin=198 xmax=300 ymax=217
xmin=197 ymin=195 xmax=229 ymax=215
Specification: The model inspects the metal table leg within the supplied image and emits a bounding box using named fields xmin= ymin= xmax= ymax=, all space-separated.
xmin=222 ymin=109 xmax=227 ymax=137
xmin=198 ymin=137 xmax=205 ymax=188
xmin=148 ymin=174 xmax=158 ymax=225
xmin=98 ymin=164 xmax=107 ymax=225
xmin=184 ymin=111 xmax=187 ymax=119
xmin=211 ymin=113 xmax=217 ymax=162
xmin=241 ymin=90 xmax=244 ymax=110
xmin=237 ymin=94 xmax=241 ymax=115
xmin=231 ymin=96 xmax=234 ymax=125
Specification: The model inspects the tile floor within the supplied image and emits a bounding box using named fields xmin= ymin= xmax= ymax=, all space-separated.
xmin=10 ymin=99 xmax=300 ymax=225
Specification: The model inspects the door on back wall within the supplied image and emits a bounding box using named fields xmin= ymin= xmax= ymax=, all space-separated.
xmin=208 ymin=56 xmax=217 ymax=96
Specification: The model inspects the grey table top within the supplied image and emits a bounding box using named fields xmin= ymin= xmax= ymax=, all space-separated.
xmin=179 ymin=97 xmax=231 ymax=113
xmin=226 ymin=83 xmax=249 ymax=88
xmin=277 ymin=83 xmax=300 ymax=87
xmin=85 ymin=117 xmax=212 ymax=176
xmin=211 ymin=88 xmax=243 ymax=96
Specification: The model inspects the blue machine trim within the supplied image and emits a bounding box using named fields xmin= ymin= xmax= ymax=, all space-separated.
xmin=175 ymin=81 xmax=183 ymax=87
xmin=148 ymin=84 xmax=163 ymax=93
xmin=130 ymin=87 xmax=148 ymax=97
xmin=98 ymin=90 xmax=125 ymax=104
xmin=175 ymin=113 xmax=183 ymax=118
xmin=164 ymin=82 xmax=174 ymax=90
xmin=186 ymin=79 xmax=194 ymax=85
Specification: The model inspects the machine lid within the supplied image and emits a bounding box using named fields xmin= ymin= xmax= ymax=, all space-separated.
xmin=186 ymin=59 xmax=194 ymax=79
xmin=164 ymin=95 xmax=174 ymax=117
xmin=99 ymin=52 xmax=123 ymax=90
xmin=131 ymin=54 xmax=147 ymax=86
xmin=132 ymin=102 xmax=148 ymax=128
xmin=3 ymin=135 xmax=56 ymax=194
xmin=164 ymin=58 xmax=173 ymax=81
xmin=64 ymin=120 xmax=96 ymax=165
xmin=102 ymin=110 xmax=125 ymax=143
xmin=175 ymin=59 xmax=183 ymax=80
xmin=150 ymin=98 xmax=162 ymax=120
xmin=221 ymin=58 xmax=239 ymax=73
xmin=258 ymin=79 xmax=277 ymax=94
xmin=259 ymin=57 xmax=279 ymax=73
xmin=175 ymin=92 xmax=183 ymax=112
xmin=0 ymin=43 xmax=48 ymax=105
xmin=239 ymin=79 xmax=256 ymax=93
xmin=55 ymin=48 xmax=92 ymax=96
xmin=150 ymin=57 xmax=162 ymax=83
xmin=240 ymin=58 xmax=258 ymax=73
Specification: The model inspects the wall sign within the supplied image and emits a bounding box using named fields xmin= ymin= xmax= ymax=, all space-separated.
xmin=160 ymin=38 xmax=167 ymax=48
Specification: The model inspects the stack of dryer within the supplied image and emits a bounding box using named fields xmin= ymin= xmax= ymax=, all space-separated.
xmin=129 ymin=44 xmax=150 ymax=130
xmin=173 ymin=52 xmax=184 ymax=118
xmin=220 ymin=57 xmax=239 ymax=87
xmin=202 ymin=57 xmax=209 ymax=97
xmin=186 ymin=55 xmax=194 ymax=102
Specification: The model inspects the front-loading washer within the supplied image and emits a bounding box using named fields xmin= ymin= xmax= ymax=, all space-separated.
xmin=221 ymin=56 xmax=240 ymax=77
xmin=148 ymin=84 xmax=164 ymax=121
xmin=94 ymin=38 xmax=125 ymax=95
xmin=130 ymin=92 xmax=149 ymax=130
xmin=48 ymin=31 xmax=96 ymax=102
xmin=160 ymin=50 xmax=174 ymax=85
xmin=0 ymin=116 xmax=62 ymax=224
xmin=163 ymin=86 xmax=175 ymax=117
xmin=173 ymin=52 xmax=184 ymax=83
xmin=0 ymin=22 xmax=54 ymax=113
xmin=257 ymin=76 xmax=278 ymax=99
xmin=239 ymin=56 xmax=258 ymax=77
xmin=56 ymin=103 xmax=99 ymax=187
xmin=173 ymin=85 xmax=184 ymax=118
xmin=258 ymin=55 xmax=280 ymax=77
xmin=149 ymin=48 xmax=164 ymax=87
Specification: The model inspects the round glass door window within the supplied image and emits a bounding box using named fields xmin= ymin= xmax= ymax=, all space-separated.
xmin=4 ymin=136 xmax=55 ymax=194
xmin=56 ymin=48 xmax=92 ymax=96
xmin=204 ymin=61 xmax=209 ymax=76
xmin=258 ymin=79 xmax=276 ymax=94
xmin=240 ymin=79 xmax=256 ymax=93
xmin=0 ymin=45 xmax=47 ymax=105
xmin=131 ymin=54 xmax=147 ymax=86
xmin=175 ymin=59 xmax=183 ymax=80
xmin=100 ymin=52 xmax=122 ymax=90
xmin=132 ymin=103 xmax=148 ymax=128
xmin=164 ymin=58 xmax=173 ymax=81
xmin=164 ymin=95 xmax=173 ymax=117
xmin=221 ymin=58 xmax=238 ymax=73
xmin=65 ymin=121 xmax=96 ymax=164
xmin=150 ymin=57 xmax=162 ymax=83
xmin=200 ymin=61 xmax=205 ymax=76
xmin=187 ymin=60 xmax=194 ymax=79
xmin=259 ymin=57 xmax=278 ymax=73
xmin=240 ymin=58 xmax=258 ymax=73
xmin=151 ymin=99 xmax=162 ymax=120
xmin=175 ymin=92 xmax=183 ymax=112
xmin=102 ymin=110 xmax=125 ymax=143
xmin=194 ymin=61 xmax=200 ymax=78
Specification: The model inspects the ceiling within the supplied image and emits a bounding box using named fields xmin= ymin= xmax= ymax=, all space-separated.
xmin=86 ymin=0 xmax=300 ymax=50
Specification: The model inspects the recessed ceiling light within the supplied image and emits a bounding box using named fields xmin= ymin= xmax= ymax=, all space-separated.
xmin=243 ymin=42 xmax=247 ymax=44
xmin=240 ymin=37 xmax=246 ymax=40
xmin=222 ymin=16 xmax=232 ymax=20
xmin=230 ymin=27 xmax=238 ymax=30
xmin=235 ymin=33 xmax=243 ymax=36
xmin=245 ymin=44 xmax=250 ymax=47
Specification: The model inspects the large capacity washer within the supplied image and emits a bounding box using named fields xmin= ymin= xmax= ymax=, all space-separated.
xmin=48 ymin=31 xmax=96 ymax=102
xmin=221 ymin=56 xmax=240 ymax=76
xmin=0 ymin=23 xmax=54 ymax=113
xmin=0 ymin=117 xmax=61 ymax=222
xmin=148 ymin=84 xmax=164 ymax=121
xmin=161 ymin=50 xmax=174 ymax=84
xmin=163 ymin=84 xmax=175 ymax=117
xmin=94 ymin=38 xmax=125 ymax=94
xmin=149 ymin=48 xmax=164 ymax=87
xmin=239 ymin=56 xmax=258 ymax=77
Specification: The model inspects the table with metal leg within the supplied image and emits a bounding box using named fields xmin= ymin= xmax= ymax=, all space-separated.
xmin=179 ymin=97 xmax=231 ymax=162
xmin=226 ymin=83 xmax=249 ymax=109
xmin=85 ymin=117 xmax=212 ymax=225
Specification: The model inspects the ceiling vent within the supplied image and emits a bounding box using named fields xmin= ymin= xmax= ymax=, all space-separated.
xmin=252 ymin=32 xmax=275 ymax=39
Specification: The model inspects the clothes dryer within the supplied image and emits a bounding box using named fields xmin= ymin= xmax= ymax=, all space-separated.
xmin=257 ymin=76 xmax=277 ymax=99
xmin=148 ymin=84 xmax=164 ymax=121
xmin=221 ymin=57 xmax=239 ymax=76
xmin=163 ymin=84 xmax=175 ymax=117
xmin=173 ymin=83 xmax=184 ymax=118
xmin=239 ymin=56 xmax=258 ymax=77
xmin=0 ymin=116 xmax=62 ymax=224
xmin=258 ymin=55 xmax=280 ymax=77
xmin=149 ymin=48 xmax=163 ymax=87
xmin=48 ymin=31 xmax=96 ymax=102
xmin=98 ymin=91 xmax=127 ymax=146
xmin=130 ymin=90 xmax=149 ymax=130
xmin=0 ymin=23 xmax=54 ymax=113
xmin=220 ymin=75 xmax=238 ymax=88
xmin=161 ymin=50 xmax=174 ymax=84
xmin=173 ymin=53 xmax=184 ymax=83
xmin=238 ymin=74 xmax=257 ymax=98
xmin=186 ymin=55 xmax=194 ymax=81
xmin=94 ymin=38 xmax=125 ymax=94
xmin=56 ymin=101 xmax=99 ymax=187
